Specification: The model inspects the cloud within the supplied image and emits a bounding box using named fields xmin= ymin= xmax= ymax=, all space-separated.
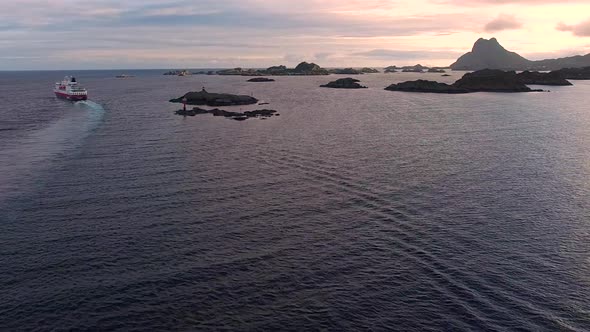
xmin=438 ymin=0 xmax=589 ymax=5
xmin=557 ymin=19 xmax=590 ymax=37
xmin=352 ymin=49 xmax=462 ymax=59
xmin=0 ymin=0 xmax=589 ymax=69
xmin=484 ymin=14 xmax=523 ymax=32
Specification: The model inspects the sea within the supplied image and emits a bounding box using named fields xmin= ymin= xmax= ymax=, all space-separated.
xmin=0 ymin=70 xmax=589 ymax=331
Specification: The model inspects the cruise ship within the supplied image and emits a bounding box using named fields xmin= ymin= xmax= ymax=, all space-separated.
xmin=54 ymin=76 xmax=88 ymax=101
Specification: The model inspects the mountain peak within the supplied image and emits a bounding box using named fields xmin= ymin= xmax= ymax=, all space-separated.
xmin=472 ymin=37 xmax=504 ymax=53
xmin=450 ymin=37 xmax=530 ymax=70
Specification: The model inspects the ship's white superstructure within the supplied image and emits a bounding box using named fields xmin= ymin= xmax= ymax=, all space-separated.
xmin=54 ymin=76 xmax=88 ymax=101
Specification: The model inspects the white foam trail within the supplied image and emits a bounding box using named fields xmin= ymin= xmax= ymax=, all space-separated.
xmin=0 ymin=100 xmax=105 ymax=203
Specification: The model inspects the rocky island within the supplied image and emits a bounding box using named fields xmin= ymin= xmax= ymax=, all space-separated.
xmin=247 ymin=77 xmax=275 ymax=82
xmin=328 ymin=68 xmax=364 ymax=75
xmin=361 ymin=67 xmax=380 ymax=73
xmin=427 ymin=68 xmax=446 ymax=73
xmin=291 ymin=62 xmax=329 ymax=75
xmin=320 ymin=78 xmax=367 ymax=89
xmin=385 ymin=69 xmax=546 ymax=94
xmin=170 ymin=89 xmax=258 ymax=106
xmin=164 ymin=70 xmax=191 ymax=76
xmin=217 ymin=68 xmax=262 ymax=76
xmin=516 ymin=71 xmax=572 ymax=86
xmin=552 ymin=67 xmax=590 ymax=80
xmin=206 ymin=62 xmax=330 ymax=76
xmin=453 ymin=69 xmax=539 ymax=92
xmin=402 ymin=64 xmax=427 ymax=73
xmin=385 ymin=80 xmax=469 ymax=93
xmin=245 ymin=62 xmax=329 ymax=76
xmin=384 ymin=66 xmax=398 ymax=73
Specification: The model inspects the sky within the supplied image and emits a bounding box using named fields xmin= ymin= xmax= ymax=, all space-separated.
xmin=1 ymin=0 xmax=590 ymax=70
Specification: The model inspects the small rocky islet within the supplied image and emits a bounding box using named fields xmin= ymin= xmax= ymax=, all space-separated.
xmin=171 ymin=89 xmax=277 ymax=121
xmin=175 ymin=107 xmax=278 ymax=121
xmin=169 ymin=89 xmax=258 ymax=106
xmin=247 ymin=77 xmax=275 ymax=82
xmin=320 ymin=77 xmax=367 ymax=89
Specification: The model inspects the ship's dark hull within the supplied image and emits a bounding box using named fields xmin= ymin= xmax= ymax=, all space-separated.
xmin=55 ymin=91 xmax=88 ymax=101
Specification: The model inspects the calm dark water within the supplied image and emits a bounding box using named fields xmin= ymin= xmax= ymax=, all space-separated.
xmin=1 ymin=70 xmax=589 ymax=331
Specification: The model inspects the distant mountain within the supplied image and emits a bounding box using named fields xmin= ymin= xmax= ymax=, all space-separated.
xmin=450 ymin=38 xmax=530 ymax=70
xmin=450 ymin=38 xmax=590 ymax=71
xmin=533 ymin=54 xmax=590 ymax=71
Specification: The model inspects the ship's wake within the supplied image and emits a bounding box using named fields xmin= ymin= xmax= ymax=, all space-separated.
xmin=0 ymin=100 xmax=105 ymax=204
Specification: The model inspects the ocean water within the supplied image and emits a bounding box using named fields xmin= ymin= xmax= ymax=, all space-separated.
xmin=1 ymin=70 xmax=589 ymax=331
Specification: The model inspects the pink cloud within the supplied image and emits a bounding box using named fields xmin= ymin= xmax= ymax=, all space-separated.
xmin=484 ymin=14 xmax=523 ymax=32
xmin=557 ymin=19 xmax=590 ymax=37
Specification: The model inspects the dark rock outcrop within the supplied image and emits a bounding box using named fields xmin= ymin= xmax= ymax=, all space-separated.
xmin=170 ymin=89 xmax=258 ymax=106
xmin=452 ymin=69 xmax=538 ymax=92
xmin=551 ymin=66 xmax=590 ymax=80
xmin=428 ymin=68 xmax=446 ymax=73
xmin=516 ymin=71 xmax=572 ymax=86
xmin=451 ymin=37 xmax=590 ymax=71
xmin=320 ymin=78 xmax=367 ymax=89
xmin=247 ymin=77 xmax=275 ymax=82
xmin=385 ymin=80 xmax=469 ymax=93
xmin=175 ymin=107 xmax=277 ymax=120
